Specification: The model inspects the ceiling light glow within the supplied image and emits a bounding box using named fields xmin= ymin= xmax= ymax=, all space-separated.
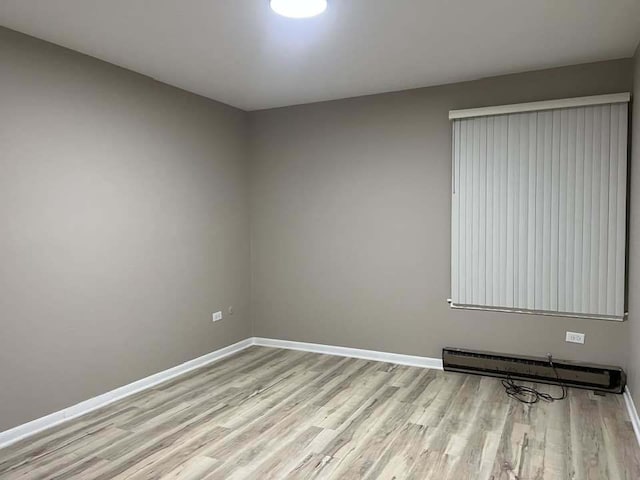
xmin=270 ymin=0 xmax=327 ymax=18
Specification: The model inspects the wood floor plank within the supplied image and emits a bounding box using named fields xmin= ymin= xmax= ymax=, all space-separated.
xmin=284 ymin=453 xmax=338 ymax=480
xmin=1 ymin=345 xmax=638 ymax=479
xmin=329 ymin=400 xmax=415 ymax=479
xmin=364 ymin=422 xmax=429 ymax=479
xmin=110 ymin=425 xmax=230 ymax=479
xmin=160 ymin=456 xmax=220 ymax=480
xmin=232 ymin=426 xmax=322 ymax=480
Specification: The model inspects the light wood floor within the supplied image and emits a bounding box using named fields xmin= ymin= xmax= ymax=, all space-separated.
xmin=1 ymin=346 xmax=639 ymax=480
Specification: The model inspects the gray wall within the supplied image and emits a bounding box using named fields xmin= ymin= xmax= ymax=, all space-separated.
xmin=249 ymin=59 xmax=633 ymax=367
xmin=1 ymin=23 xmax=636 ymax=433
xmin=628 ymin=43 xmax=640 ymax=405
xmin=0 ymin=27 xmax=251 ymax=431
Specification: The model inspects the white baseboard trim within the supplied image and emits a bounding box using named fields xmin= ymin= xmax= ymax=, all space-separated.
xmin=0 ymin=337 xmax=253 ymax=450
xmin=0 ymin=336 xmax=442 ymax=450
xmin=253 ymin=337 xmax=443 ymax=370
xmin=624 ymin=386 xmax=640 ymax=447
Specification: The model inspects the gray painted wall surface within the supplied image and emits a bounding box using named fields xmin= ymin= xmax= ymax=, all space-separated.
xmin=628 ymin=43 xmax=640 ymax=405
xmin=1 ymin=24 xmax=636 ymax=433
xmin=0 ymin=27 xmax=251 ymax=431
xmin=249 ymin=59 xmax=633 ymax=367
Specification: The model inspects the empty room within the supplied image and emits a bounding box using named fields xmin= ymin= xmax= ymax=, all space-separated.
xmin=1 ymin=1 xmax=640 ymax=479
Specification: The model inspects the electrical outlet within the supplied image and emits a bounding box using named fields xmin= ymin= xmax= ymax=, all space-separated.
xmin=212 ymin=311 xmax=223 ymax=322
xmin=566 ymin=331 xmax=585 ymax=344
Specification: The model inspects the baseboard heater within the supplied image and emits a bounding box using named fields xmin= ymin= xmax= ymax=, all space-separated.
xmin=442 ymin=347 xmax=626 ymax=394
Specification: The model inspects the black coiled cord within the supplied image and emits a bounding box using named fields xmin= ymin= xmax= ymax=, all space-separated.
xmin=501 ymin=356 xmax=567 ymax=404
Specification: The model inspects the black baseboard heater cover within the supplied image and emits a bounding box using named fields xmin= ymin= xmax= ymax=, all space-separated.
xmin=442 ymin=347 xmax=626 ymax=394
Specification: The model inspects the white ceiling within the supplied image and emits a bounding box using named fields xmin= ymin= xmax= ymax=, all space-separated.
xmin=1 ymin=1 xmax=639 ymax=111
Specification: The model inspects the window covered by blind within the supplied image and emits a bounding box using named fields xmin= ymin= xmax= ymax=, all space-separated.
xmin=450 ymin=95 xmax=629 ymax=320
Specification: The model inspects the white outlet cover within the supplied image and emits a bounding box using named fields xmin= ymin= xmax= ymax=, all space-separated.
xmin=212 ymin=311 xmax=223 ymax=322
xmin=565 ymin=331 xmax=585 ymax=344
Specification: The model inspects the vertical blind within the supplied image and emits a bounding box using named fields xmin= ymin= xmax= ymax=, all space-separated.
xmin=450 ymin=95 xmax=629 ymax=320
